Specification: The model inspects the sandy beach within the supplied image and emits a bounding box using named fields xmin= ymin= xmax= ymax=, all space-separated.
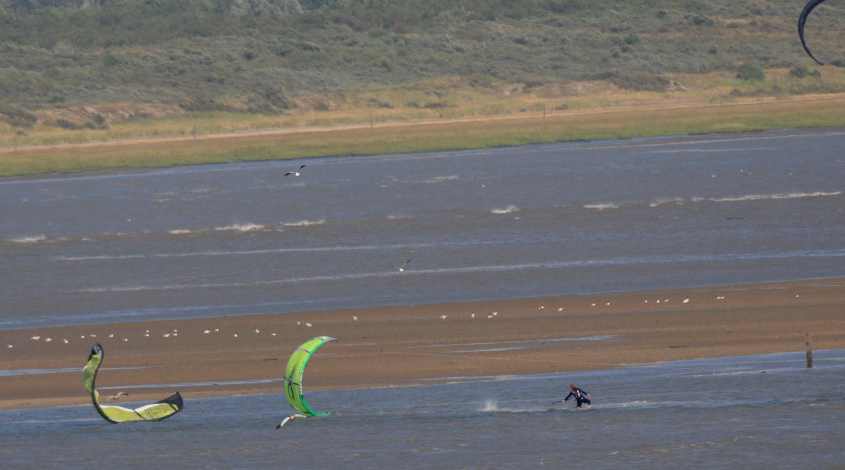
xmin=2 ymin=278 xmax=843 ymax=410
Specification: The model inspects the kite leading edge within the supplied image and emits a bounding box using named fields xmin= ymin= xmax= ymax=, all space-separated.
xmin=82 ymin=343 xmax=183 ymax=423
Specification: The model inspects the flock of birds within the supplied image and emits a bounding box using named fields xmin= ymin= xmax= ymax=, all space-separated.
xmin=5 ymin=292 xmax=810 ymax=353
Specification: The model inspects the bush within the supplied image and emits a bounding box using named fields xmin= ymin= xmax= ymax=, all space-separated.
xmin=599 ymin=72 xmax=671 ymax=91
xmin=737 ymin=63 xmax=765 ymax=81
xmin=0 ymin=104 xmax=38 ymax=128
xmin=789 ymin=65 xmax=821 ymax=79
xmin=623 ymin=34 xmax=640 ymax=46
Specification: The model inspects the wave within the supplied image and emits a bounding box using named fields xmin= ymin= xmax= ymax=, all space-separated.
xmin=423 ymin=175 xmax=460 ymax=184
xmin=584 ymin=202 xmax=620 ymax=211
xmin=649 ymin=197 xmax=685 ymax=208
xmin=168 ymin=229 xmax=195 ymax=236
xmin=491 ymin=205 xmax=519 ymax=215
xmin=6 ymin=234 xmax=48 ymax=244
xmin=692 ymin=191 xmax=842 ymax=203
xmin=281 ymin=219 xmax=326 ymax=228
xmin=71 ymin=247 xmax=845 ymax=294
xmin=213 ymin=224 xmax=267 ymax=233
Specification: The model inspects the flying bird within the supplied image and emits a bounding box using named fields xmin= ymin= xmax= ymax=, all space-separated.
xmin=398 ymin=258 xmax=413 ymax=272
xmin=284 ymin=165 xmax=307 ymax=177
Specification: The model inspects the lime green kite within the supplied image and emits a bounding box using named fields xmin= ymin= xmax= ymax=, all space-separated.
xmin=82 ymin=343 xmax=183 ymax=423
xmin=277 ymin=336 xmax=336 ymax=429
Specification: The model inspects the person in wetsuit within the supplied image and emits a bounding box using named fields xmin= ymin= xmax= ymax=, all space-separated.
xmin=564 ymin=384 xmax=592 ymax=408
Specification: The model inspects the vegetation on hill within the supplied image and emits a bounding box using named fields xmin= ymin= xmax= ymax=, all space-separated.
xmin=1 ymin=0 xmax=844 ymax=126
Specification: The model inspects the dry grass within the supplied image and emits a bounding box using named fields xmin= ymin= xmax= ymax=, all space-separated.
xmin=3 ymin=92 xmax=845 ymax=177
xmin=3 ymin=69 xmax=845 ymax=177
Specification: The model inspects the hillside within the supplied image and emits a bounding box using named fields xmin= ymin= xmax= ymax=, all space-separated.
xmin=1 ymin=0 xmax=844 ymax=131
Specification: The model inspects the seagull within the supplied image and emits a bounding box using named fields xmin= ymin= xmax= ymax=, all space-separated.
xmin=284 ymin=164 xmax=307 ymax=177
xmin=305 ymin=322 xmax=313 ymax=328
xmin=440 ymin=315 xmax=448 ymax=320
xmin=30 ymin=336 xmax=41 ymax=341
xmin=683 ymin=298 xmax=690 ymax=304
xmin=398 ymin=258 xmax=413 ymax=272
xmin=203 ymin=330 xmax=211 ymax=335
xmin=352 ymin=315 xmax=359 ymax=321
xmin=471 ymin=313 xmax=476 ymax=319
xmin=109 ymin=391 xmax=129 ymax=401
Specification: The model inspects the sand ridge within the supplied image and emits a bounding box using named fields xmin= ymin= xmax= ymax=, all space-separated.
xmin=1 ymin=278 xmax=844 ymax=410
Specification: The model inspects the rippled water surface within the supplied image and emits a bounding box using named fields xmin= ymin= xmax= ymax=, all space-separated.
xmin=2 ymin=350 xmax=844 ymax=468
xmin=2 ymin=130 xmax=844 ymax=328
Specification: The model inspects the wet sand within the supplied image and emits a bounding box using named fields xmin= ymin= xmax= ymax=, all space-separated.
xmin=2 ymin=278 xmax=844 ymax=410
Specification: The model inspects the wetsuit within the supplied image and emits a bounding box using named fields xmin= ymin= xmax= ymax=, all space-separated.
xmin=564 ymin=387 xmax=591 ymax=408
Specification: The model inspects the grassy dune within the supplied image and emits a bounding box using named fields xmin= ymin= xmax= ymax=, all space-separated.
xmin=3 ymin=91 xmax=845 ymax=177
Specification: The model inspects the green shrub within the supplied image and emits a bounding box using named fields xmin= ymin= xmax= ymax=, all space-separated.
xmin=737 ymin=63 xmax=765 ymax=81
xmin=789 ymin=65 xmax=821 ymax=79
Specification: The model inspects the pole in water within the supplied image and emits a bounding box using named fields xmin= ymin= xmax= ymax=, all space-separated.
xmin=805 ymin=333 xmax=814 ymax=369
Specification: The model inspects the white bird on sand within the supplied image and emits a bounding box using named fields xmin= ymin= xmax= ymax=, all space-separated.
xmin=63 ymin=339 xmax=69 ymax=344
xmin=272 ymin=333 xmax=278 ymax=337
xmin=80 ymin=335 xmax=86 ymax=339
xmin=440 ymin=315 xmax=448 ymax=320
xmin=203 ymin=330 xmax=211 ymax=335
xmin=492 ymin=312 xmax=498 ymax=317
xmin=471 ymin=313 xmax=476 ymax=319
xmin=605 ymin=302 xmax=612 ymax=307
xmin=108 ymin=333 xmax=115 ymax=339
xmin=45 ymin=338 xmax=52 ymax=343
xmin=284 ymin=164 xmax=306 ymax=177
xmin=538 ymin=305 xmax=545 ymax=310
xmin=644 ymin=299 xmax=649 ymax=304
xmin=716 ymin=296 xmax=726 ymax=301
xmin=683 ymin=298 xmax=690 ymax=304
xmin=89 ymin=334 xmax=97 ymax=338
xmin=656 ymin=300 xmax=661 ymax=304
xmin=214 ymin=328 xmax=220 ymax=333
xmin=591 ymin=303 xmax=597 ymax=307
xmin=352 ymin=316 xmax=359 ymax=321
xmin=487 ymin=315 xmax=494 ymax=319
xmin=30 ymin=336 xmax=40 ymax=341
xmin=255 ymin=329 xmax=261 ymax=335
xmin=122 ymin=338 xmax=128 ymax=343
xmin=6 ymin=344 xmax=12 ymax=349
xmin=162 ymin=333 xmax=171 ymax=338
xmin=233 ymin=332 xmax=239 ymax=338
xmin=305 ymin=322 xmax=313 ymax=328
xmin=795 ymin=294 xmax=801 ymax=299
xmin=557 ymin=307 xmax=564 ymax=312
xmin=297 ymin=321 xmax=302 ymax=326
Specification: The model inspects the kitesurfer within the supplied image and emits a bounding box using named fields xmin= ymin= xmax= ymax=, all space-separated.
xmin=563 ymin=384 xmax=591 ymax=408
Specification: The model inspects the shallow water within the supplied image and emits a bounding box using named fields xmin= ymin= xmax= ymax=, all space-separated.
xmin=2 ymin=130 xmax=845 ymax=328
xmin=2 ymin=350 xmax=843 ymax=468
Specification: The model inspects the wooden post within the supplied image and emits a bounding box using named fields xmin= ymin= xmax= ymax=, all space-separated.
xmin=805 ymin=333 xmax=814 ymax=369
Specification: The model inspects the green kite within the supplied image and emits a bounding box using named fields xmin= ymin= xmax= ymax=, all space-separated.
xmin=277 ymin=336 xmax=336 ymax=429
xmin=82 ymin=343 xmax=183 ymax=423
